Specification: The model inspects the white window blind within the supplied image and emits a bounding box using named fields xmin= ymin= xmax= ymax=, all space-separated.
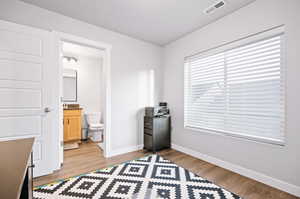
xmin=184 ymin=34 xmax=285 ymax=145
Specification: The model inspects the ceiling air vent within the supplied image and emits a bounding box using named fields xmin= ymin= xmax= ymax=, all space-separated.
xmin=204 ymin=0 xmax=226 ymax=14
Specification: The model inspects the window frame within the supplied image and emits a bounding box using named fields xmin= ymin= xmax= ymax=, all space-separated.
xmin=184 ymin=26 xmax=286 ymax=146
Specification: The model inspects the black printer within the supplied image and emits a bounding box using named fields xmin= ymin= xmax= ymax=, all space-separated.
xmin=145 ymin=102 xmax=170 ymax=117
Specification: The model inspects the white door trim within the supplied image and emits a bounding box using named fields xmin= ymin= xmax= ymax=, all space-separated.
xmin=52 ymin=31 xmax=112 ymax=169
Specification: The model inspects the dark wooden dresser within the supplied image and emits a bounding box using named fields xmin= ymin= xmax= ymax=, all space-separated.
xmin=0 ymin=138 xmax=34 ymax=199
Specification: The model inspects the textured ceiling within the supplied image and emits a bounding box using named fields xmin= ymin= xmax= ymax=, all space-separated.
xmin=63 ymin=42 xmax=104 ymax=58
xmin=21 ymin=0 xmax=255 ymax=45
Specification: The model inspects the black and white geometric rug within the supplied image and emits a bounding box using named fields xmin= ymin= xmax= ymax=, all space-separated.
xmin=34 ymin=154 xmax=241 ymax=199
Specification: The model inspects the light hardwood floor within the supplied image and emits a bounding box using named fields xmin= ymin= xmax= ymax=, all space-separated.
xmin=34 ymin=141 xmax=298 ymax=199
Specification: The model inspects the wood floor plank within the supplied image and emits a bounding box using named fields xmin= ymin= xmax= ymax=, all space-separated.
xmin=33 ymin=141 xmax=298 ymax=199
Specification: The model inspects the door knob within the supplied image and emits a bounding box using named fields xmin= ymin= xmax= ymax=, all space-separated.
xmin=44 ymin=107 xmax=52 ymax=113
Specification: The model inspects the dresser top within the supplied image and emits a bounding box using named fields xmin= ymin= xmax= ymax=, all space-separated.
xmin=0 ymin=138 xmax=34 ymax=199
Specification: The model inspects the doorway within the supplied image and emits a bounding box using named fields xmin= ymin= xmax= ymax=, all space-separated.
xmin=52 ymin=32 xmax=112 ymax=170
xmin=62 ymin=41 xmax=104 ymax=149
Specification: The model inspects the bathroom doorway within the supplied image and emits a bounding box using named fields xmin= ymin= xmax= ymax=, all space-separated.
xmin=52 ymin=32 xmax=112 ymax=169
xmin=62 ymin=41 xmax=104 ymax=148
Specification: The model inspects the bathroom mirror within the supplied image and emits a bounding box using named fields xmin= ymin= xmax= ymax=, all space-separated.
xmin=63 ymin=68 xmax=77 ymax=102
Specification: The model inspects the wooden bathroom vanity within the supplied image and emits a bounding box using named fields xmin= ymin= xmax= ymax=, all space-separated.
xmin=63 ymin=109 xmax=82 ymax=143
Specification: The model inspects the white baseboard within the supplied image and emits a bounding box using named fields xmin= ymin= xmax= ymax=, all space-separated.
xmin=172 ymin=143 xmax=300 ymax=197
xmin=107 ymin=144 xmax=144 ymax=157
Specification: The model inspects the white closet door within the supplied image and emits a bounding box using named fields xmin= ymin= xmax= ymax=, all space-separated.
xmin=0 ymin=20 xmax=54 ymax=177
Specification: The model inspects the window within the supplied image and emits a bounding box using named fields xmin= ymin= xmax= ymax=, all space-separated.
xmin=184 ymin=32 xmax=285 ymax=145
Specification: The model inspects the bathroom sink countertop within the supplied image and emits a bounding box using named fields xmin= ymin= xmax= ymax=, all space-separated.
xmin=63 ymin=108 xmax=83 ymax=110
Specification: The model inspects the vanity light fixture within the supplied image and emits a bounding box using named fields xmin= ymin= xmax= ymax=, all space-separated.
xmin=63 ymin=56 xmax=78 ymax=63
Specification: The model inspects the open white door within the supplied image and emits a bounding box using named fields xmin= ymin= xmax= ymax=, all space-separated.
xmin=0 ymin=20 xmax=54 ymax=177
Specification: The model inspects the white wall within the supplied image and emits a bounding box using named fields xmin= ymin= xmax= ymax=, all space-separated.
xmin=0 ymin=0 xmax=163 ymax=151
xmin=163 ymin=0 xmax=300 ymax=195
xmin=64 ymin=56 xmax=102 ymax=114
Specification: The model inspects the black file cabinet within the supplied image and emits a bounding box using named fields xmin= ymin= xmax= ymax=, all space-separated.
xmin=144 ymin=115 xmax=171 ymax=152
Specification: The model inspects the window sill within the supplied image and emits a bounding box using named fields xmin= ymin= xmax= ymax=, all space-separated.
xmin=184 ymin=126 xmax=285 ymax=146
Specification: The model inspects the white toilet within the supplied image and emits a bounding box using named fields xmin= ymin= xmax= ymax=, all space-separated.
xmin=86 ymin=112 xmax=104 ymax=142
